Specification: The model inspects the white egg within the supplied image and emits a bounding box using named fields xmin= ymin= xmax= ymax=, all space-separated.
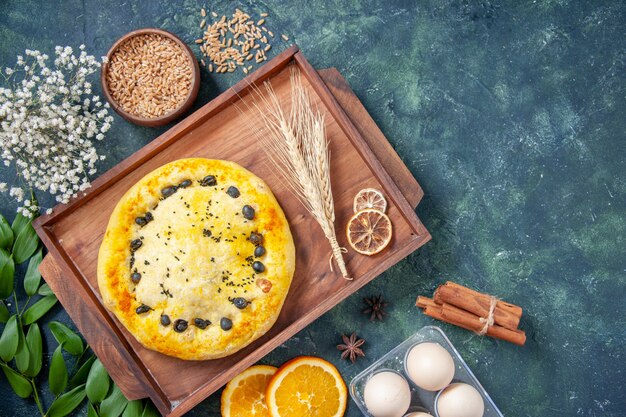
xmin=405 ymin=342 xmax=455 ymax=391
xmin=404 ymin=412 xmax=434 ymax=417
xmin=436 ymin=383 xmax=485 ymax=417
xmin=363 ymin=371 xmax=411 ymax=417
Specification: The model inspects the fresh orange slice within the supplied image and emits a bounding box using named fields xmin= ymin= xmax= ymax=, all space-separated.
xmin=346 ymin=209 xmax=393 ymax=255
xmin=353 ymin=188 xmax=387 ymax=213
xmin=221 ymin=365 xmax=277 ymax=417
xmin=266 ymin=356 xmax=347 ymax=417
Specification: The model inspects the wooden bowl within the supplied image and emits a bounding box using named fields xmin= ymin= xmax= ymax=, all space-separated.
xmin=101 ymin=28 xmax=201 ymax=127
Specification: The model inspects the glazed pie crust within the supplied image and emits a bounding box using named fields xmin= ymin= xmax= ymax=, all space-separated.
xmin=97 ymin=158 xmax=295 ymax=360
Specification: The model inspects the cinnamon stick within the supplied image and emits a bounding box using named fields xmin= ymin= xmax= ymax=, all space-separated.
xmin=434 ymin=281 xmax=522 ymax=330
xmin=416 ymin=296 xmax=438 ymax=309
xmin=419 ymin=297 xmax=526 ymax=346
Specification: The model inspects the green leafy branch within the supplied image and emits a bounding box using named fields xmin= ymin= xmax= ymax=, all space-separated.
xmin=0 ymin=212 xmax=158 ymax=417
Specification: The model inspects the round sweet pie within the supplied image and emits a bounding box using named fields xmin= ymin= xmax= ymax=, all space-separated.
xmin=97 ymin=158 xmax=295 ymax=360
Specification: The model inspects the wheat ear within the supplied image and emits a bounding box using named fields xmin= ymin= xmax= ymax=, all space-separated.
xmin=249 ymin=67 xmax=350 ymax=279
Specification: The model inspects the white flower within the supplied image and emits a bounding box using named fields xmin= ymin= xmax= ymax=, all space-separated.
xmin=9 ymin=187 xmax=24 ymax=202
xmin=0 ymin=46 xmax=112 ymax=217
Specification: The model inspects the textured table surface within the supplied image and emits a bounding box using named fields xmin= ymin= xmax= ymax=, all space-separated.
xmin=1 ymin=1 xmax=624 ymax=416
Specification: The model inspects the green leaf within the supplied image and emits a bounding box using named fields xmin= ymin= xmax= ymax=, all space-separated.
xmin=12 ymin=222 xmax=39 ymax=264
xmin=0 ymin=301 xmax=9 ymax=323
xmin=99 ymin=384 xmax=128 ymax=417
xmin=49 ymin=344 xmax=68 ymax=396
xmin=86 ymin=358 xmax=110 ymax=404
xmin=49 ymin=321 xmax=83 ymax=355
xmin=0 ymin=248 xmax=14 ymax=299
xmin=0 ymin=215 xmax=13 ymax=249
xmin=0 ymin=315 xmax=19 ymax=361
xmin=10 ymin=212 xmax=30 ymax=239
xmin=23 ymin=249 xmax=43 ymax=296
xmin=38 ymin=283 xmax=54 ymax=296
xmin=14 ymin=321 xmax=30 ymax=373
xmin=69 ymin=355 xmax=96 ymax=388
xmin=24 ymin=323 xmax=42 ymax=377
xmin=0 ymin=363 xmax=32 ymax=398
xmin=47 ymin=384 xmax=87 ymax=417
xmin=122 ymin=400 xmax=143 ymax=417
xmin=88 ymin=402 xmax=100 ymax=417
xmin=22 ymin=294 xmax=57 ymax=324
xmin=141 ymin=402 xmax=159 ymax=417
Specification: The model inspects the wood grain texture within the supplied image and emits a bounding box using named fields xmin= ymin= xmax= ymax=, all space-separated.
xmin=34 ymin=47 xmax=430 ymax=416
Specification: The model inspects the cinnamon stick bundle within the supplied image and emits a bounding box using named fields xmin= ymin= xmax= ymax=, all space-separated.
xmin=417 ymin=282 xmax=526 ymax=346
xmin=434 ymin=282 xmax=522 ymax=330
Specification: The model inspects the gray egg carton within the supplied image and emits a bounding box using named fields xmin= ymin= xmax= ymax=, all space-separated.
xmin=349 ymin=326 xmax=504 ymax=417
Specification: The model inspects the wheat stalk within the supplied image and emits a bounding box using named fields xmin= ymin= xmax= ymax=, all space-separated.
xmin=247 ymin=67 xmax=350 ymax=279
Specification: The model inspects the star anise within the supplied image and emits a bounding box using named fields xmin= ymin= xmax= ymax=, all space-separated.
xmin=337 ymin=332 xmax=365 ymax=363
xmin=363 ymin=294 xmax=388 ymax=321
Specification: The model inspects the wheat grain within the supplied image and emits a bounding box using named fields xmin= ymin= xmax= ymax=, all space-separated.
xmin=247 ymin=68 xmax=350 ymax=279
xmin=106 ymin=33 xmax=192 ymax=119
xmin=197 ymin=8 xmax=276 ymax=75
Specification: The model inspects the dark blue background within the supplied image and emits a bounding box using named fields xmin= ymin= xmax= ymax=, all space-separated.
xmin=1 ymin=1 xmax=624 ymax=416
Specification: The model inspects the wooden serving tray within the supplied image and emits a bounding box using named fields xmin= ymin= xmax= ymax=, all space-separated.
xmin=34 ymin=46 xmax=430 ymax=416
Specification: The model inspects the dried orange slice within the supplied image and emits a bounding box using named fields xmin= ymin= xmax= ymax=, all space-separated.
xmin=221 ymin=365 xmax=277 ymax=417
xmin=266 ymin=356 xmax=347 ymax=417
xmin=353 ymin=188 xmax=387 ymax=213
xmin=346 ymin=209 xmax=393 ymax=255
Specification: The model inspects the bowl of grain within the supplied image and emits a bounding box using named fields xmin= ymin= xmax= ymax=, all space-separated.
xmin=101 ymin=28 xmax=200 ymax=127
